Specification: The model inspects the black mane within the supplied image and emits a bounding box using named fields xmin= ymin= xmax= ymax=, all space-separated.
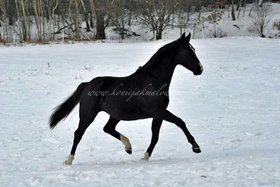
xmin=137 ymin=40 xmax=179 ymax=72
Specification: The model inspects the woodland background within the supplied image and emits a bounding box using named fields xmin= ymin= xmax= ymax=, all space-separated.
xmin=0 ymin=0 xmax=280 ymax=44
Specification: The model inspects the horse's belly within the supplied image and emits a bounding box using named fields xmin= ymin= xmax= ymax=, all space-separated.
xmin=100 ymin=97 xmax=150 ymax=120
xmin=103 ymin=107 xmax=149 ymax=120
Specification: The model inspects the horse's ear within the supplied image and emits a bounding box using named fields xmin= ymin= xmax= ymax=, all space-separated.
xmin=185 ymin=33 xmax=191 ymax=43
xmin=180 ymin=33 xmax=185 ymax=41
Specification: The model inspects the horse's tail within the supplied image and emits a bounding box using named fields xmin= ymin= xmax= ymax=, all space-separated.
xmin=49 ymin=82 xmax=87 ymax=129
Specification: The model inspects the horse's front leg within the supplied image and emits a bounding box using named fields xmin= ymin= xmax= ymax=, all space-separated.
xmin=142 ymin=118 xmax=162 ymax=160
xmin=150 ymin=109 xmax=201 ymax=154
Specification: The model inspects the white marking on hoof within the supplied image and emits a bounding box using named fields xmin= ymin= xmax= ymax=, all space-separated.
xmin=120 ymin=135 xmax=132 ymax=153
xmin=64 ymin=154 xmax=74 ymax=165
xmin=142 ymin=152 xmax=150 ymax=160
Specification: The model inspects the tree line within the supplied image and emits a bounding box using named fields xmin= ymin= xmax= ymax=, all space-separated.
xmin=0 ymin=0 xmax=275 ymax=44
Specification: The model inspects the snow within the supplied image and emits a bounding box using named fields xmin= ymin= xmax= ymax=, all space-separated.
xmin=106 ymin=3 xmax=280 ymax=40
xmin=0 ymin=37 xmax=280 ymax=186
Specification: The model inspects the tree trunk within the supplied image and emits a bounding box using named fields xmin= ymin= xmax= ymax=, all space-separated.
xmin=39 ymin=0 xmax=45 ymax=42
xmin=89 ymin=0 xmax=94 ymax=28
xmin=156 ymin=31 xmax=162 ymax=40
xmin=236 ymin=0 xmax=240 ymax=11
xmin=33 ymin=0 xmax=41 ymax=42
xmin=193 ymin=23 xmax=196 ymax=39
xmin=241 ymin=0 xmax=246 ymax=7
xmin=85 ymin=17 xmax=91 ymax=32
xmin=75 ymin=0 xmax=81 ymax=39
xmin=96 ymin=11 xmax=105 ymax=39
xmin=9 ymin=16 xmax=14 ymax=26
xmin=20 ymin=0 xmax=28 ymax=42
xmin=213 ymin=22 xmax=217 ymax=38
xmin=89 ymin=12 xmax=94 ymax=28
xmin=231 ymin=0 xmax=236 ymax=21
xmin=81 ymin=0 xmax=90 ymax=32
xmin=51 ymin=0 xmax=59 ymax=40
xmin=260 ymin=25 xmax=265 ymax=37
xmin=249 ymin=1 xmax=256 ymax=16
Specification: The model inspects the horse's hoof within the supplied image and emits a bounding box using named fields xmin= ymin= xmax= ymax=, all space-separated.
xmin=192 ymin=146 xmax=201 ymax=153
xmin=120 ymin=135 xmax=132 ymax=155
xmin=141 ymin=152 xmax=150 ymax=160
xmin=125 ymin=148 xmax=132 ymax=154
xmin=64 ymin=154 xmax=74 ymax=165
xmin=65 ymin=160 xmax=72 ymax=165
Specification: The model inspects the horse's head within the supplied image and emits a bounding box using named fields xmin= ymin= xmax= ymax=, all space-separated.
xmin=175 ymin=33 xmax=203 ymax=76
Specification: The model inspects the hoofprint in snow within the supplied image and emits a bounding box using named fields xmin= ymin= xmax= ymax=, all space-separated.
xmin=0 ymin=38 xmax=279 ymax=186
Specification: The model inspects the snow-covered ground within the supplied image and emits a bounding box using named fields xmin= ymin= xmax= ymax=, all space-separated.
xmin=0 ymin=37 xmax=279 ymax=186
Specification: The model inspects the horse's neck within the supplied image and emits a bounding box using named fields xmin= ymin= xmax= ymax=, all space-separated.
xmin=147 ymin=57 xmax=176 ymax=87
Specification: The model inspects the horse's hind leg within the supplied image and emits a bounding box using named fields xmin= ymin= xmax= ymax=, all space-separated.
xmin=142 ymin=118 xmax=163 ymax=160
xmin=65 ymin=110 xmax=99 ymax=165
xmin=103 ymin=116 xmax=132 ymax=154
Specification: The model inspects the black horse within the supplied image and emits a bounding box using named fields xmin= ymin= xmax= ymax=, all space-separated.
xmin=50 ymin=33 xmax=203 ymax=165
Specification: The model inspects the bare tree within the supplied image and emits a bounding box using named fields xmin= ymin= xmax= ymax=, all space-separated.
xmin=33 ymin=0 xmax=42 ymax=42
xmin=15 ymin=0 xmax=28 ymax=42
xmin=108 ymin=0 xmax=135 ymax=39
xmin=174 ymin=0 xmax=196 ymax=36
xmin=46 ymin=0 xmax=59 ymax=41
xmin=2 ymin=0 xmax=272 ymax=44
xmin=81 ymin=0 xmax=92 ymax=32
xmin=206 ymin=9 xmax=224 ymax=38
xmin=74 ymin=0 xmax=81 ymax=39
xmin=138 ymin=0 xmax=178 ymax=40
xmin=93 ymin=0 xmax=112 ymax=39
xmin=250 ymin=2 xmax=271 ymax=37
xmin=0 ymin=0 xmax=8 ymax=44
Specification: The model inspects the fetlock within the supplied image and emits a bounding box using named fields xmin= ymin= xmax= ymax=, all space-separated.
xmin=120 ymin=135 xmax=132 ymax=154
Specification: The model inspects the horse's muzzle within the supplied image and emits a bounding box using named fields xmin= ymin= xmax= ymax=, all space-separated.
xmin=194 ymin=63 xmax=203 ymax=75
